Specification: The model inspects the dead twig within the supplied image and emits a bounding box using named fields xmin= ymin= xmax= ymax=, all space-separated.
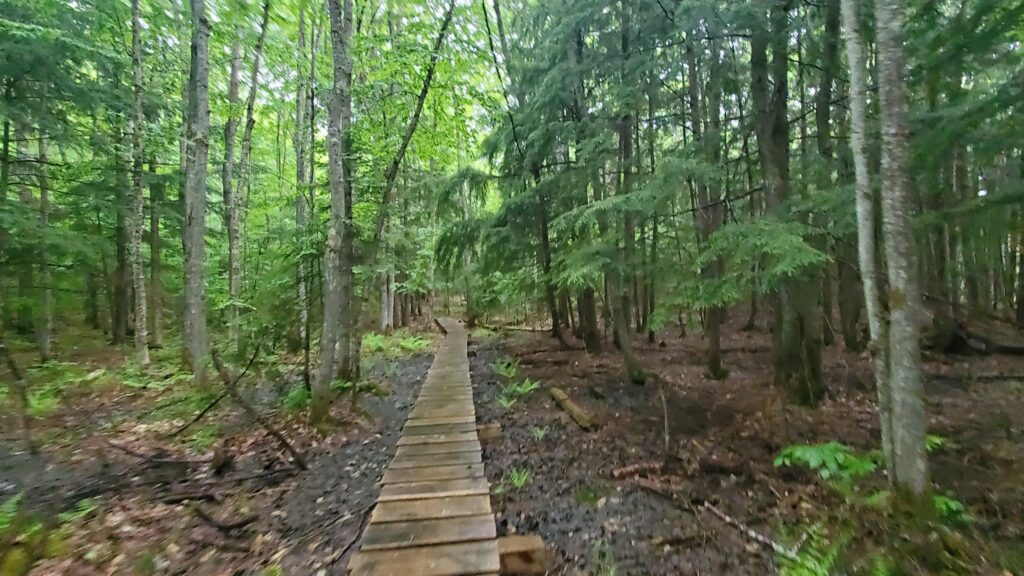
xmin=210 ymin=349 xmax=308 ymax=470
xmin=167 ymin=347 xmax=259 ymax=439
xmin=701 ymin=502 xmax=799 ymax=561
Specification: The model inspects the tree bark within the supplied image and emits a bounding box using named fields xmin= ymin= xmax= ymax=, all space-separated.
xmin=222 ymin=38 xmax=242 ymax=349
xmin=875 ymin=0 xmax=929 ymax=495
xmin=148 ymin=160 xmax=163 ymax=347
xmin=184 ymin=0 xmax=211 ymax=385
xmin=817 ymin=0 xmax=841 ymax=348
xmin=842 ymin=0 xmax=894 ymax=481
xmin=315 ymin=0 xmax=355 ymax=424
xmin=37 ymin=90 xmax=52 ymax=362
xmin=753 ymin=3 xmax=823 ymax=405
xmin=130 ymin=0 xmax=151 ymax=366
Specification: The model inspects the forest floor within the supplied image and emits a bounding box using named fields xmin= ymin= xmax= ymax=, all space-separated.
xmin=1 ymin=317 xmax=1023 ymax=575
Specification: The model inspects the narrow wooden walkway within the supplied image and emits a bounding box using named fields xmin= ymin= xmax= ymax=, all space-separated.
xmin=348 ymin=318 xmax=500 ymax=576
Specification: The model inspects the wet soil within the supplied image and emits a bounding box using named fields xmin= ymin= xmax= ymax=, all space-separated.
xmin=471 ymin=324 xmax=1024 ymax=575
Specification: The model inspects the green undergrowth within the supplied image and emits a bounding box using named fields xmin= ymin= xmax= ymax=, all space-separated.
xmin=0 ymin=494 xmax=100 ymax=575
xmin=773 ymin=440 xmax=1001 ymax=575
xmin=361 ymin=330 xmax=433 ymax=359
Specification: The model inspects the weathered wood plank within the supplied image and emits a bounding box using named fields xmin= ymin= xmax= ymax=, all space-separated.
xmin=403 ymin=422 xmax=478 ymax=435
xmin=389 ymin=451 xmax=482 ymax=469
xmin=370 ymin=495 xmax=492 ymax=523
xmin=378 ymin=477 xmax=490 ymax=501
xmin=397 ymin=432 xmax=479 ymax=446
xmin=404 ymin=415 xmax=476 ymax=426
xmin=349 ymin=540 xmax=501 ymax=576
xmin=396 ymin=440 xmax=480 ymax=457
xmin=381 ymin=464 xmax=484 ymax=484
xmin=359 ymin=515 xmax=496 ymax=551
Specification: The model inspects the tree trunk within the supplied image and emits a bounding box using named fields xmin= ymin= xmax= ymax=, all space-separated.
xmin=130 ymin=0 xmax=150 ymax=366
xmin=37 ymin=92 xmax=52 ymax=362
xmin=148 ymin=160 xmax=163 ymax=347
xmin=184 ymin=0 xmax=211 ymax=385
xmin=230 ymin=0 xmax=272 ymax=351
xmin=222 ymin=38 xmax=242 ymax=350
xmin=817 ymin=0 xmax=840 ymax=348
xmin=842 ymin=0 xmax=894 ymax=482
xmin=753 ymin=4 xmax=823 ymax=405
xmin=113 ymin=166 xmax=129 ymax=346
xmin=0 ymin=109 xmax=10 ymax=331
xmin=315 ymin=0 xmax=355 ymax=424
xmin=875 ymin=0 xmax=929 ymax=495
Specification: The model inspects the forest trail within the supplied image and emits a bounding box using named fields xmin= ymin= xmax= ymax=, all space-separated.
xmin=347 ymin=317 xmax=501 ymax=575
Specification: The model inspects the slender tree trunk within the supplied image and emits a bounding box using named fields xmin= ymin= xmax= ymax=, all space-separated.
xmin=343 ymin=0 xmax=456 ymax=382
xmin=37 ymin=92 xmax=52 ymax=361
xmin=148 ymin=160 xmax=163 ymax=347
xmin=0 ymin=108 xmax=10 ymax=331
xmin=130 ymin=0 xmax=150 ymax=366
xmin=113 ymin=163 xmax=129 ymax=345
xmin=184 ymin=0 xmax=211 ymax=385
xmin=875 ymin=0 xmax=928 ymax=495
xmin=842 ymin=0 xmax=894 ymax=478
xmin=294 ymin=2 xmax=309 ymax=363
xmin=230 ymin=0 xmax=272 ymax=351
xmin=222 ymin=38 xmax=242 ymax=349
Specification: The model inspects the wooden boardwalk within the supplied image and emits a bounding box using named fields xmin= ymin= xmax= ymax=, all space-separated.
xmin=348 ymin=318 xmax=500 ymax=576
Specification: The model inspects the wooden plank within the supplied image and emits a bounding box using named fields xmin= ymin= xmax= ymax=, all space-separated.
xmin=396 ymin=440 xmax=480 ymax=457
xmin=403 ymin=422 xmax=477 ymax=435
xmin=378 ymin=477 xmax=490 ymax=501
xmin=404 ymin=415 xmax=476 ymax=426
xmin=349 ymin=540 xmax=501 ymax=576
xmin=498 ymin=535 xmax=549 ymax=575
xmin=359 ymin=515 xmax=496 ymax=551
xmin=397 ymin=432 xmax=479 ymax=446
xmin=389 ymin=451 xmax=482 ymax=469
xmin=410 ymin=405 xmax=476 ymax=419
xmin=381 ymin=463 xmax=484 ymax=484
xmin=370 ymin=495 xmax=492 ymax=523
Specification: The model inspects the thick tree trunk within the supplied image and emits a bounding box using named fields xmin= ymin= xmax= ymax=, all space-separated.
xmin=875 ymin=0 xmax=929 ymax=495
xmin=315 ymin=0 xmax=355 ymax=424
xmin=753 ymin=5 xmax=823 ymax=405
xmin=184 ymin=0 xmax=211 ymax=385
xmin=130 ymin=0 xmax=150 ymax=366
xmin=817 ymin=0 xmax=840 ymax=348
xmin=148 ymin=160 xmax=163 ymax=347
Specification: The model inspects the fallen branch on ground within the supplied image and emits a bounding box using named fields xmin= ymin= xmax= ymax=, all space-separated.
xmin=701 ymin=502 xmax=799 ymax=561
xmin=167 ymin=348 xmax=259 ymax=439
xmin=210 ymin=349 xmax=308 ymax=470
xmin=549 ymin=387 xmax=594 ymax=430
xmin=612 ymin=461 xmax=664 ymax=479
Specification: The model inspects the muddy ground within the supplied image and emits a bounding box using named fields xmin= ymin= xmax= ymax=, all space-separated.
xmin=2 ymin=318 xmax=1023 ymax=575
xmin=472 ymin=323 xmax=1024 ymax=575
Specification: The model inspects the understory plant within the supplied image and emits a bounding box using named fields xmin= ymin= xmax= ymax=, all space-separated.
xmin=773 ymin=441 xmax=990 ymax=575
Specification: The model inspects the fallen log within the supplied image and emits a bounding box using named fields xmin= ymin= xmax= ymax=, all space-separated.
xmin=549 ymin=387 xmax=594 ymax=430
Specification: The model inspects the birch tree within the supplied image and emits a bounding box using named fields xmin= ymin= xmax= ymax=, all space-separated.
xmin=130 ymin=0 xmax=150 ymax=367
